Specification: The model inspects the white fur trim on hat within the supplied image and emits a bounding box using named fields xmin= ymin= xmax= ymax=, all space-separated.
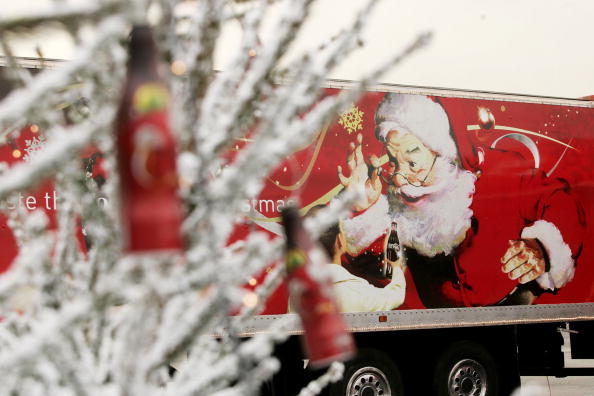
xmin=340 ymin=195 xmax=390 ymax=256
xmin=375 ymin=93 xmax=458 ymax=161
xmin=521 ymin=220 xmax=575 ymax=290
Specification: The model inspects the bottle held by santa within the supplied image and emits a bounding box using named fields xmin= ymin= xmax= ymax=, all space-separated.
xmin=115 ymin=25 xmax=183 ymax=253
xmin=281 ymin=206 xmax=355 ymax=368
xmin=384 ymin=221 xmax=401 ymax=280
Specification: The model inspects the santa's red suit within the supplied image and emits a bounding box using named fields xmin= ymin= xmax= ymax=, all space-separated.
xmin=342 ymin=93 xmax=585 ymax=308
xmin=342 ymin=146 xmax=584 ymax=308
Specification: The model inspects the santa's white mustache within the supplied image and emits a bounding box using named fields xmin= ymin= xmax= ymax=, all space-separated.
xmin=395 ymin=177 xmax=448 ymax=199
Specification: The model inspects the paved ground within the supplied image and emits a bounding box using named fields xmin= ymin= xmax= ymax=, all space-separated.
xmin=516 ymin=333 xmax=594 ymax=396
xmin=519 ymin=376 xmax=594 ymax=396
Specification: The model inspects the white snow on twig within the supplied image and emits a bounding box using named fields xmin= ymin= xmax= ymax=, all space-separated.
xmin=0 ymin=0 xmax=431 ymax=394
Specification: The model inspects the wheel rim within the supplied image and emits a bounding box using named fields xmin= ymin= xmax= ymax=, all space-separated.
xmin=346 ymin=366 xmax=392 ymax=396
xmin=447 ymin=358 xmax=488 ymax=396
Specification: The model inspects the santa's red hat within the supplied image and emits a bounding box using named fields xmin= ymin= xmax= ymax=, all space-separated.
xmin=375 ymin=93 xmax=458 ymax=161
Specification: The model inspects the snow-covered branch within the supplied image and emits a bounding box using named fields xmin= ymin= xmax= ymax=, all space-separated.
xmin=0 ymin=16 xmax=127 ymax=136
xmin=0 ymin=2 xmax=121 ymax=32
xmin=0 ymin=108 xmax=113 ymax=200
xmin=0 ymin=1 xmax=431 ymax=395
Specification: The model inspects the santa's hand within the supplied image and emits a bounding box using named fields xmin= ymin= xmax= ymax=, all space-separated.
xmin=337 ymin=133 xmax=382 ymax=211
xmin=383 ymin=256 xmax=404 ymax=272
xmin=501 ymin=239 xmax=546 ymax=284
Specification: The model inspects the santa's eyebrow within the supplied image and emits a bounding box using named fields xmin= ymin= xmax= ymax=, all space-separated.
xmin=406 ymin=146 xmax=420 ymax=154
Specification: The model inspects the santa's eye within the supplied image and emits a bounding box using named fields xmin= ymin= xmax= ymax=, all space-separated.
xmin=409 ymin=161 xmax=416 ymax=168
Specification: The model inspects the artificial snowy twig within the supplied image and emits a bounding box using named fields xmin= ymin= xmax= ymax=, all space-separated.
xmin=297 ymin=361 xmax=345 ymax=396
xmin=0 ymin=108 xmax=114 ymax=200
xmin=0 ymin=0 xmax=431 ymax=395
xmin=0 ymin=299 xmax=91 ymax=370
xmin=0 ymin=16 xmax=126 ymax=136
xmin=0 ymin=2 xmax=121 ymax=32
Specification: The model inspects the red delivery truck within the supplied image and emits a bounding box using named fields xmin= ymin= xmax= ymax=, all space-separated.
xmin=220 ymin=82 xmax=594 ymax=395
xmin=1 ymin=57 xmax=593 ymax=396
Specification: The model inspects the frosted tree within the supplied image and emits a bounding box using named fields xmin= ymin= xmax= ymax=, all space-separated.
xmin=0 ymin=1 xmax=429 ymax=395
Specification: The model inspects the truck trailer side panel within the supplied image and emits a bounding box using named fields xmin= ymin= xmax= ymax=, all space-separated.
xmin=2 ymin=60 xmax=594 ymax=395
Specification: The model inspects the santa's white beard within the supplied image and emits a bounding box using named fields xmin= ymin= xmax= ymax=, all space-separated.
xmin=388 ymin=158 xmax=476 ymax=257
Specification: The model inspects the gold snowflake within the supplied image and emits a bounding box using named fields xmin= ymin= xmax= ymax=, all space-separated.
xmin=338 ymin=105 xmax=364 ymax=134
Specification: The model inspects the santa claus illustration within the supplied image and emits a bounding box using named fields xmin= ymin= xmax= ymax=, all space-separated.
xmin=337 ymin=93 xmax=584 ymax=308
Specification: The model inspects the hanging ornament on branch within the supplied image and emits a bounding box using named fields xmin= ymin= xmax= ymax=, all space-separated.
xmin=281 ymin=205 xmax=355 ymax=368
xmin=115 ymin=25 xmax=183 ymax=253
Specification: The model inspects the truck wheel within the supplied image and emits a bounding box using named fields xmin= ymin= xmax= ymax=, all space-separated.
xmin=433 ymin=341 xmax=498 ymax=396
xmin=330 ymin=349 xmax=404 ymax=396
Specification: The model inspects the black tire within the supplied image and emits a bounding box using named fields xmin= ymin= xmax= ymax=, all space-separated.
xmin=433 ymin=341 xmax=499 ymax=396
xmin=330 ymin=349 xmax=404 ymax=396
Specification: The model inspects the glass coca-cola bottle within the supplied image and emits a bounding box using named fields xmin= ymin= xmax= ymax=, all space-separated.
xmin=384 ymin=222 xmax=401 ymax=279
xmin=115 ymin=25 xmax=183 ymax=253
xmin=281 ymin=206 xmax=355 ymax=368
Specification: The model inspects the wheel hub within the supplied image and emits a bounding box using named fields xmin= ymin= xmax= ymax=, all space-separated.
xmin=448 ymin=358 xmax=487 ymax=396
xmin=346 ymin=366 xmax=392 ymax=396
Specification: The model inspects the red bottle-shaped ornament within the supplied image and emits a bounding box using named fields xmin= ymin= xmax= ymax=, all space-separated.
xmin=116 ymin=26 xmax=183 ymax=252
xmin=281 ymin=206 xmax=355 ymax=368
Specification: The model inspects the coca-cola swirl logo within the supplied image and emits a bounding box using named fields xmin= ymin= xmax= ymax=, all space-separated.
xmin=131 ymin=124 xmax=176 ymax=189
